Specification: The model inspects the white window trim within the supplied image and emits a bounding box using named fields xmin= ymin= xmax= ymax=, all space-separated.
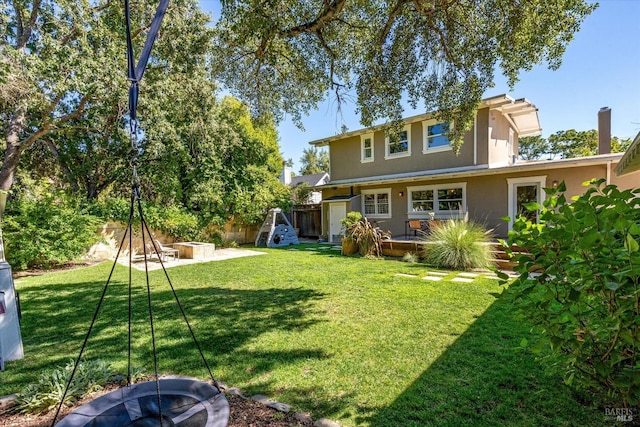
xmin=506 ymin=176 xmax=546 ymax=231
xmin=422 ymin=119 xmax=453 ymax=154
xmin=385 ymin=125 xmax=412 ymax=159
xmin=361 ymin=133 xmax=374 ymax=163
xmin=406 ymin=183 xmax=467 ymax=219
xmin=361 ymin=188 xmax=392 ymax=219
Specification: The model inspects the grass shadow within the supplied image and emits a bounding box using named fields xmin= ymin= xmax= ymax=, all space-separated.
xmin=356 ymin=286 xmax=607 ymax=426
xmin=2 ymin=264 xmax=329 ymax=400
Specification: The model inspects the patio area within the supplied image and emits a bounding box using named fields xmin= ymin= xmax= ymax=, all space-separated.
xmin=120 ymin=247 xmax=266 ymax=270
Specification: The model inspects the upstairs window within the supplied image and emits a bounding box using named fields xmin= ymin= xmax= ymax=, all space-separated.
xmin=423 ymin=121 xmax=451 ymax=152
xmin=361 ymin=133 xmax=374 ymax=163
xmin=385 ymin=126 xmax=411 ymax=159
xmin=362 ymin=189 xmax=391 ymax=218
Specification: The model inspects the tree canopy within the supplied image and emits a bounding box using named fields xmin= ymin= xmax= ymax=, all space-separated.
xmin=517 ymin=135 xmax=550 ymax=161
xmin=299 ymin=147 xmax=329 ymax=175
xmin=214 ymin=0 xmax=596 ymax=150
xmin=3 ymin=0 xmax=290 ymax=226
xmin=519 ymin=130 xmax=631 ymax=160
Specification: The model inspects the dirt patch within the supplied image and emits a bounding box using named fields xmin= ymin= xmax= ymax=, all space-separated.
xmin=0 ymin=384 xmax=311 ymax=426
xmin=13 ymin=260 xmax=104 ymax=278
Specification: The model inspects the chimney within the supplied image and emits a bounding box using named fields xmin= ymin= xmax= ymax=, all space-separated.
xmin=598 ymin=107 xmax=611 ymax=155
xmin=280 ymin=165 xmax=292 ymax=185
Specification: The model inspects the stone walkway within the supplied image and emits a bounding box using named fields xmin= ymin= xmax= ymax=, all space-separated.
xmin=395 ymin=269 xmax=516 ymax=282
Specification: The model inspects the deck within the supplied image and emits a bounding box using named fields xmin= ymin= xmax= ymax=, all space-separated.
xmin=381 ymin=239 xmax=522 ymax=270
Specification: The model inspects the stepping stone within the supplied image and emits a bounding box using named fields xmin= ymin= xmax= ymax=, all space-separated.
xmin=268 ymin=401 xmax=291 ymax=413
xmin=423 ymin=276 xmax=443 ymax=281
xmin=484 ymin=275 xmax=502 ymax=280
xmin=425 ymin=271 xmax=447 ymax=276
xmin=331 ymin=246 xmax=342 ymax=250
xmin=318 ymin=246 xmax=331 ymax=250
xmin=458 ymin=272 xmax=479 ymax=278
xmin=305 ymin=248 xmax=318 ymax=251
xmin=395 ymin=273 xmax=418 ymax=278
xmin=452 ymin=277 xmax=474 ymax=283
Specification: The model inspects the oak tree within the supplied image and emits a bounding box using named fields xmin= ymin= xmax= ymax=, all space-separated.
xmin=213 ymin=0 xmax=596 ymax=150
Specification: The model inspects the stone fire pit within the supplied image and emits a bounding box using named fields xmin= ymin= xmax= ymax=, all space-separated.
xmin=173 ymin=242 xmax=216 ymax=259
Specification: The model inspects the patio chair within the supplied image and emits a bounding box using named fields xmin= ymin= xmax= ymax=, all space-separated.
xmin=408 ymin=220 xmax=423 ymax=240
xmin=151 ymin=239 xmax=180 ymax=262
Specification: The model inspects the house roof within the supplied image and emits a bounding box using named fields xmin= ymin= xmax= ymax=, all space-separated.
xmin=614 ymin=130 xmax=640 ymax=176
xmin=290 ymin=172 xmax=329 ymax=187
xmin=308 ymin=94 xmax=541 ymax=146
xmin=323 ymin=194 xmax=360 ymax=202
xmin=320 ymin=153 xmax=625 ymax=188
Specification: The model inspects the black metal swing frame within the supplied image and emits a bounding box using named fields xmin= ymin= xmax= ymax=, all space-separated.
xmin=50 ymin=1 xmax=226 ymax=425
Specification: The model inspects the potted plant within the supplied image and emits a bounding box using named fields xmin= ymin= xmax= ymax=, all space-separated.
xmin=340 ymin=211 xmax=362 ymax=255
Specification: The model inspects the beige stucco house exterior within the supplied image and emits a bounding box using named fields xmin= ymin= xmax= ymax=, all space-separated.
xmin=309 ymin=94 xmax=640 ymax=242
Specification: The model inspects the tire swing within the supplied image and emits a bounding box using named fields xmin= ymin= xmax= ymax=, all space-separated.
xmin=51 ymin=2 xmax=228 ymax=426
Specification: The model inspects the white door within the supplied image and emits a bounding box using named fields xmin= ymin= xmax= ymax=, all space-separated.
xmin=329 ymin=203 xmax=347 ymax=243
xmin=507 ymin=176 xmax=546 ymax=231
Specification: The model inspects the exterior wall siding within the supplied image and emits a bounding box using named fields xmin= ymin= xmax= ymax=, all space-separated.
xmin=328 ymin=119 xmax=478 ymax=182
xmin=476 ymin=108 xmax=490 ymax=166
xmin=319 ymin=162 xmax=639 ymax=240
xmin=487 ymin=110 xmax=513 ymax=166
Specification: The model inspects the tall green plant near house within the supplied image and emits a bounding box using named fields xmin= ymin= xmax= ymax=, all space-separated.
xmin=422 ymin=220 xmax=493 ymax=270
xmin=502 ymin=179 xmax=640 ymax=406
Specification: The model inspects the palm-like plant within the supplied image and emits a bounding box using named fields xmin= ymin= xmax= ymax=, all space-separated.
xmin=344 ymin=216 xmax=389 ymax=258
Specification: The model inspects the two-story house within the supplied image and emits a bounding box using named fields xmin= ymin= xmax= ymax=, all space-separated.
xmin=309 ymin=94 xmax=640 ymax=242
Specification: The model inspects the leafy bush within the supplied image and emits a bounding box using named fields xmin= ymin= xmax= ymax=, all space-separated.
xmin=502 ymin=180 xmax=640 ymax=406
xmin=422 ymin=219 xmax=493 ymax=270
xmin=340 ymin=211 xmax=363 ymax=231
xmin=4 ymin=189 xmax=102 ymax=270
xmin=87 ymin=197 xmax=204 ymax=242
xmin=16 ymin=360 xmax=114 ymax=413
xmin=344 ymin=216 xmax=389 ymax=258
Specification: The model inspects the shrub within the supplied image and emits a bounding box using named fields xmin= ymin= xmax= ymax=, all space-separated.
xmin=502 ymin=179 xmax=640 ymax=406
xmin=4 ymin=189 xmax=102 ymax=270
xmin=344 ymin=216 xmax=389 ymax=258
xmin=87 ymin=197 xmax=204 ymax=242
xmin=422 ymin=219 xmax=493 ymax=270
xmin=16 ymin=360 xmax=114 ymax=413
xmin=340 ymin=211 xmax=363 ymax=231
xmin=402 ymin=252 xmax=420 ymax=263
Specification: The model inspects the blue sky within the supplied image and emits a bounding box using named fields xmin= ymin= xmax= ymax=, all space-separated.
xmin=199 ymin=1 xmax=640 ymax=172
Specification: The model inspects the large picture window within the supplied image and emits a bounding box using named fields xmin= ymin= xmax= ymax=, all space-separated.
xmin=385 ymin=126 xmax=411 ymax=159
xmin=362 ymin=188 xmax=391 ymax=218
xmin=361 ymin=133 xmax=374 ymax=163
xmin=422 ymin=120 xmax=451 ymax=152
xmin=407 ymin=183 xmax=466 ymax=218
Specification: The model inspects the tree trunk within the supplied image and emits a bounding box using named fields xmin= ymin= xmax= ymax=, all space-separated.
xmin=0 ymin=106 xmax=29 ymax=192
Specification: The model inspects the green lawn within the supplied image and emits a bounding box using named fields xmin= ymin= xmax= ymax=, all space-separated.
xmin=1 ymin=244 xmax=605 ymax=426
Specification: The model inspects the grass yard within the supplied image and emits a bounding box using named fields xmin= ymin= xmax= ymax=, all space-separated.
xmin=1 ymin=243 xmax=606 ymax=426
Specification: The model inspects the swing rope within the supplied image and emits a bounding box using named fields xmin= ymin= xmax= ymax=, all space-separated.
xmin=50 ymin=1 xmax=222 ymax=424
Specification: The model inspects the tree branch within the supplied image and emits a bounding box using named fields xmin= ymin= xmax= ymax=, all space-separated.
xmin=378 ymin=0 xmax=409 ymax=49
xmin=14 ymin=0 xmax=42 ymax=50
xmin=22 ymin=96 xmax=89 ymax=148
xmin=280 ymin=0 xmax=348 ymax=38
